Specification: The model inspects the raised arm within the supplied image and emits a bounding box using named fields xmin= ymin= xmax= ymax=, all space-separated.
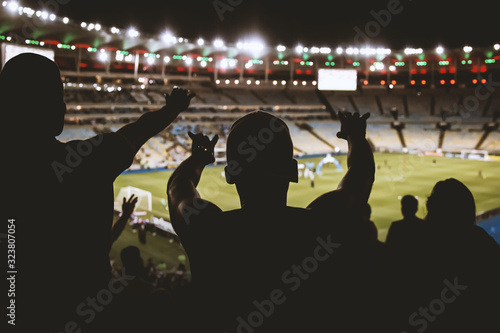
xmin=110 ymin=194 xmax=138 ymax=246
xmin=117 ymin=87 xmax=195 ymax=155
xmin=307 ymin=111 xmax=374 ymax=213
xmin=167 ymin=132 xmax=222 ymax=238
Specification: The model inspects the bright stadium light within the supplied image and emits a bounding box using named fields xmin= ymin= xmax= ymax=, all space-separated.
xmin=197 ymin=38 xmax=204 ymax=46
xmin=94 ymin=23 xmax=101 ymax=31
xmin=295 ymin=44 xmax=304 ymax=54
xmin=213 ymin=38 xmax=224 ymax=48
xmin=127 ymin=27 xmax=140 ymax=38
xmin=277 ymin=45 xmax=286 ymax=52
xmin=161 ymin=31 xmax=176 ymax=45
xmin=40 ymin=10 xmax=49 ymax=20
xmin=81 ymin=22 xmax=87 ymax=28
xmin=494 ymin=43 xmax=500 ymax=51
xmin=336 ymin=47 xmax=343 ymax=54
xmin=5 ymin=1 xmax=19 ymax=13
xmin=98 ymin=52 xmax=109 ymax=62
xmin=185 ymin=57 xmax=193 ymax=66
xmin=435 ymin=45 xmax=444 ymax=55
xmin=62 ymin=17 xmax=69 ymax=24
xmin=49 ymin=13 xmax=56 ymax=21
xmin=404 ymin=47 xmax=423 ymax=55
xmin=164 ymin=56 xmax=170 ymax=63
xmin=463 ymin=45 xmax=472 ymax=53
xmin=110 ymin=27 xmax=120 ymax=34
xmin=320 ymin=47 xmax=331 ymax=54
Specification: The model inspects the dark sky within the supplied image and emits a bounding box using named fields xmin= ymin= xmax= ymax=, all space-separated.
xmin=24 ymin=0 xmax=498 ymax=49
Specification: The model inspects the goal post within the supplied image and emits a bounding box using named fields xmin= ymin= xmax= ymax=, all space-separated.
xmin=115 ymin=186 xmax=152 ymax=212
xmin=460 ymin=149 xmax=489 ymax=161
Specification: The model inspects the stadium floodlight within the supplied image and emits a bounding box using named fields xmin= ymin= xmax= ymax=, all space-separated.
xmin=87 ymin=23 xmax=95 ymax=30
xmin=40 ymin=10 xmax=49 ymax=20
xmin=94 ymin=23 xmax=101 ymax=31
xmin=5 ymin=1 xmax=19 ymax=13
xmin=463 ymin=45 xmax=472 ymax=53
xmin=277 ymin=45 xmax=286 ymax=52
xmin=200 ymin=60 xmax=207 ymax=67
xmin=435 ymin=45 xmax=444 ymax=55
xmin=164 ymin=56 xmax=170 ymax=63
xmin=127 ymin=27 xmax=140 ymax=38
xmin=295 ymin=44 xmax=304 ymax=54
xmin=213 ymin=38 xmax=224 ymax=48
xmin=346 ymin=47 xmax=359 ymax=55
xmin=184 ymin=57 xmax=193 ymax=66
xmin=336 ymin=47 xmax=343 ymax=54
xmin=49 ymin=13 xmax=56 ymax=21
xmin=62 ymin=17 xmax=69 ymax=24
xmin=98 ymin=51 xmax=109 ymax=62
xmin=404 ymin=47 xmax=423 ymax=55
xmin=81 ymin=22 xmax=87 ymax=28
xmin=320 ymin=47 xmax=331 ymax=54
xmin=310 ymin=46 xmax=320 ymax=54
xmin=161 ymin=31 xmax=176 ymax=45
xmin=281 ymin=80 xmax=287 ymax=85
xmin=110 ymin=27 xmax=120 ymax=34
xmin=494 ymin=44 xmax=500 ymax=51
xmin=146 ymin=57 xmax=155 ymax=65
xmin=197 ymin=38 xmax=204 ymax=46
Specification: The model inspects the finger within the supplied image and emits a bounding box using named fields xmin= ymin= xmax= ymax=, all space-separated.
xmin=353 ymin=112 xmax=360 ymax=118
xmin=211 ymin=134 xmax=219 ymax=146
xmin=188 ymin=131 xmax=196 ymax=140
xmin=187 ymin=91 xmax=196 ymax=100
xmin=123 ymin=197 xmax=126 ymax=205
xmin=337 ymin=111 xmax=345 ymax=120
xmin=361 ymin=112 xmax=371 ymax=120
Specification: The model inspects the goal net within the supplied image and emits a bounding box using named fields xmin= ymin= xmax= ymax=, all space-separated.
xmin=460 ymin=149 xmax=489 ymax=161
xmin=115 ymin=186 xmax=153 ymax=213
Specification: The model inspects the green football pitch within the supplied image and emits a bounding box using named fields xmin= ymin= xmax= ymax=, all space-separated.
xmin=110 ymin=153 xmax=500 ymax=269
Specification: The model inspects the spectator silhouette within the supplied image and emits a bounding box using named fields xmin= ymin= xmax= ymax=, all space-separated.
xmin=385 ymin=194 xmax=424 ymax=251
xmin=167 ymin=110 xmax=375 ymax=332
xmin=2 ymin=53 xmax=193 ymax=332
xmin=389 ymin=179 xmax=500 ymax=332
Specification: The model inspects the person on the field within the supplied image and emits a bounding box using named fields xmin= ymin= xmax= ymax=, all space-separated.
xmin=167 ymin=110 xmax=376 ymax=332
xmin=1 ymin=53 xmax=194 ymax=332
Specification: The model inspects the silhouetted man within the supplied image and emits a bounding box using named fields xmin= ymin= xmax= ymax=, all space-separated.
xmin=167 ymin=110 xmax=375 ymax=332
xmin=385 ymin=194 xmax=424 ymax=249
xmin=2 ymin=53 xmax=193 ymax=332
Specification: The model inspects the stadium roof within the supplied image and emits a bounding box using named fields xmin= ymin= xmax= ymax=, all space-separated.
xmin=2 ymin=0 xmax=499 ymax=52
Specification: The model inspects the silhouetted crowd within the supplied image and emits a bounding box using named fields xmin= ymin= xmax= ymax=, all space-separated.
xmin=3 ymin=53 xmax=500 ymax=333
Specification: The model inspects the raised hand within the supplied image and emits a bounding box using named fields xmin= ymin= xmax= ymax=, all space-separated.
xmin=336 ymin=111 xmax=370 ymax=140
xmin=188 ymin=131 xmax=219 ymax=165
xmin=165 ymin=86 xmax=196 ymax=112
xmin=122 ymin=194 xmax=138 ymax=217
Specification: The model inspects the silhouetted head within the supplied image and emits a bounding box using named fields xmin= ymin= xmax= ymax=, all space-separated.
xmin=0 ymin=53 xmax=66 ymax=139
xmin=120 ymin=246 xmax=144 ymax=276
xmin=426 ymin=178 xmax=476 ymax=227
xmin=401 ymin=195 xmax=418 ymax=218
xmin=224 ymin=111 xmax=298 ymax=206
